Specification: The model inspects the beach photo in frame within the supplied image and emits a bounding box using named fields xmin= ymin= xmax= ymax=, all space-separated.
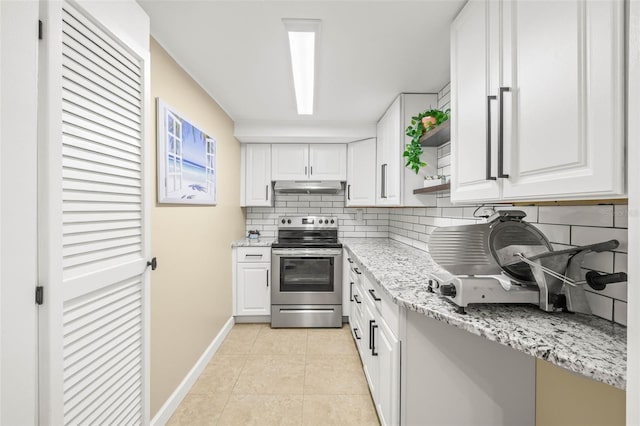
xmin=156 ymin=98 xmax=216 ymax=205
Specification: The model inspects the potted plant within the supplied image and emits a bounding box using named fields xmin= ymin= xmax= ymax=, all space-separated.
xmin=403 ymin=108 xmax=450 ymax=174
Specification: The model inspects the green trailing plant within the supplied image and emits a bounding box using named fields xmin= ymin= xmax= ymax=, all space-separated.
xmin=403 ymin=108 xmax=451 ymax=174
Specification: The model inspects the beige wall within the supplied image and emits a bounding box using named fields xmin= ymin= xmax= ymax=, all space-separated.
xmin=149 ymin=38 xmax=245 ymax=416
xmin=536 ymin=359 xmax=626 ymax=426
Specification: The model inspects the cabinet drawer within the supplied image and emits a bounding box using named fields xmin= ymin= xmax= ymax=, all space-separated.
xmin=362 ymin=274 xmax=399 ymax=334
xmin=237 ymin=247 xmax=271 ymax=263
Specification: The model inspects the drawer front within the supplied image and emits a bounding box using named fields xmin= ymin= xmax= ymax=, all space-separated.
xmin=237 ymin=247 xmax=271 ymax=263
xmin=362 ymin=274 xmax=399 ymax=334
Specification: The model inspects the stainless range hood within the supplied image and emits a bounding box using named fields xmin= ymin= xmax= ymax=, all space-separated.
xmin=273 ymin=181 xmax=343 ymax=194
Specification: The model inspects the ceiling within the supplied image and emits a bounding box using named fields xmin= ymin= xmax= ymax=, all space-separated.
xmin=138 ymin=0 xmax=466 ymax=141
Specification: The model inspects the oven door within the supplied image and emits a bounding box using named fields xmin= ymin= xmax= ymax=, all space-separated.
xmin=271 ymin=248 xmax=342 ymax=305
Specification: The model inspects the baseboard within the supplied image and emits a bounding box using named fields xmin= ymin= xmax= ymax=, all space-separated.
xmin=150 ymin=316 xmax=235 ymax=426
xmin=234 ymin=315 xmax=270 ymax=323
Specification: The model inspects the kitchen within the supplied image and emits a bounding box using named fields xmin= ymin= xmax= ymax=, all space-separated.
xmin=0 ymin=0 xmax=637 ymax=425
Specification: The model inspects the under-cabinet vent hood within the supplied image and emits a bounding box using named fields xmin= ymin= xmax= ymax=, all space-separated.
xmin=274 ymin=181 xmax=343 ymax=194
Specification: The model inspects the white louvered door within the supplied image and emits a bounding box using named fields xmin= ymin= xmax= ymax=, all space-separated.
xmin=38 ymin=1 xmax=150 ymax=424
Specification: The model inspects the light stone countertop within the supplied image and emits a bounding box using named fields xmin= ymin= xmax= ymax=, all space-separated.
xmin=231 ymin=238 xmax=276 ymax=248
xmin=341 ymin=238 xmax=627 ymax=390
xmin=229 ymin=236 xmax=626 ymax=389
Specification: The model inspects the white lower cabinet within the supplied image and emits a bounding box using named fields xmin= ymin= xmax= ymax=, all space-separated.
xmin=376 ymin=319 xmax=400 ymax=426
xmin=234 ymin=247 xmax=271 ymax=317
xmin=347 ymin=254 xmax=400 ymax=426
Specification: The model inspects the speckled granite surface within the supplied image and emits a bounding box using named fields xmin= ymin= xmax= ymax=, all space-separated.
xmin=342 ymin=238 xmax=627 ymax=390
xmin=231 ymin=238 xmax=276 ymax=248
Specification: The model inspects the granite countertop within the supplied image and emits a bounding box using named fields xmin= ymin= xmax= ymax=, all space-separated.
xmin=342 ymin=238 xmax=627 ymax=390
xmin=231 ymin=238 xmax=276 ymax=248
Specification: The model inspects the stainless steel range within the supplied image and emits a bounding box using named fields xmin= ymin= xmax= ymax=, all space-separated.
xmin=271 ymin=216 xmax=342 ymax=328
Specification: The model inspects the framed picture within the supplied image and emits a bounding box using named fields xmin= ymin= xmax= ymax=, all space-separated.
xmin=156 ymin=98 xmax=217 ymax=205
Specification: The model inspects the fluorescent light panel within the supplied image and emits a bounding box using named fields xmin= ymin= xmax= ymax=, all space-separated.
xmin=283 ymin=19 xmax=320 ymax=115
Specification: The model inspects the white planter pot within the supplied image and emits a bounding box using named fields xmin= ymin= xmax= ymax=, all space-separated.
xmin=423 ymin=178 xmax=447 ymax=188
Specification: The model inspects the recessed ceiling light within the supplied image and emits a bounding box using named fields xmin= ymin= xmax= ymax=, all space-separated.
xmin=283 ymin=19 xmax=320 ymax=115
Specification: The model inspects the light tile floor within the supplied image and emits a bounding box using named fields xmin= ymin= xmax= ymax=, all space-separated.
xmin=168 ymin=323 xmax=380 ymax=426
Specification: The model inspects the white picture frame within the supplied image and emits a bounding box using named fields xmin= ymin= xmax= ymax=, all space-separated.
xmin=156 ymin=98 xmax=217 ymax=205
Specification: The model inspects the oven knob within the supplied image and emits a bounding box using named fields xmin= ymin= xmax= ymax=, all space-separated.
xmin=324 ymin=219 xmax=329 ymax=224
xmin=281 ymin=219 xmax=286 ymax=224
xmin=287 ymin=219 xmax=292 ymax=224
xmin=330 ymin=219 xmax=335 ymax=224
xmin=439 ymin=283 xmax=457 ymax=298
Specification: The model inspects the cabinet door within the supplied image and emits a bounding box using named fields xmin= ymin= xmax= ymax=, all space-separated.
xmin=243 ymin=144 xmax=272 ymax=206
xmin=375 ymin=319 xmax=400 ymax=426
xmin=236 ymin=263 xmax=271 ymax=315
xmin=376 ymin=98 xmax=401 ymax=205
xmin=309 ymin=144 xmax=347 ymax=180
xmin=347 ymin=139 xmax=376 ymax=206
xmin=450 ymin=0 xmax=501 ymax=203
xmin=271 ymin=144 xmax=309 ymax=180
xmin=361 ymin=302 xmax=379 ymax=399
xmin=500 ymin=0 xmax=625 ymax=200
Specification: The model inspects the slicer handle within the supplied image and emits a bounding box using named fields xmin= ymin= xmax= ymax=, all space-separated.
xmin=587 ymin=239 xmax=620 ymax=253
xmin=585 ymin=271 xmax=628 ymax=291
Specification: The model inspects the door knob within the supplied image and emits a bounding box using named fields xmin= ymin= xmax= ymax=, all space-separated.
xmin=147 ymin=257 xmax=157 ymax=271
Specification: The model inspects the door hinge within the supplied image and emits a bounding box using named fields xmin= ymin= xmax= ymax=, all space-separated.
xmin=35 ymin=286 xmax=44 ymax=305
xmin=38 ymin=20 xmax=43 ymax=40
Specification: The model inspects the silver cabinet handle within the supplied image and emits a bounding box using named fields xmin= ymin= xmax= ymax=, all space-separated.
xmin=381 ymin=164 xmax=388 ymax=198
xmin=265 ymin=184 xmax=269 ymax=200
xmin=266 ymin=270 xmax=269 ymax=287
xmin=498 ymin=87 xmax=510 ymax=179
xmin=310 ymin=165 xmax=313 ymax=175
xmin=486 ymin=95 xmax=497 ymax=181
xmin=347 ymin=184 xmax=351 ymax=200
xmin=305 ymin=165 xmax=308 ymax=176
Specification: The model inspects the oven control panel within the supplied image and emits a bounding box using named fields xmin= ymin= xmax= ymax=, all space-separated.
xmin=278 ymin=216 xmax=338 ymax=229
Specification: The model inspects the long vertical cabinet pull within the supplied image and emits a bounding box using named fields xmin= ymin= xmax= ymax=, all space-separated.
xmin=347 ymin=184 xmax=351 ymax=200
xmin=305 ymin=166 xmax=308 ymax=176
xmin=265 ymin=185 xmax=269 ymax=201
xmin=266 ymin=270 xmax=269 ymax=287
xmin=369 ymin=320 xmax=375 ymax=349
xmin=381 ymin=164 xmax=388 ymax=198
xmin=349 ymin=282 xmax=354 ymax=301
xmin=498 ymin=87 xmax=510 ymax=178
xmin=486 ymin=95 xmax=497 ymax=181
xmin=371 ymin=323 xmax=378 ymax=356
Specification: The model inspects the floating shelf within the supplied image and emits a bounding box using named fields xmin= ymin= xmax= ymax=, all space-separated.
xmin=419 ymin=119 xmax=451 ymax=147
xmin=413 ymin=182 xmax=450 ymax=194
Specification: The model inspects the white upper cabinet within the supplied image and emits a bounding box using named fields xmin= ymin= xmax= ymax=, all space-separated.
xmin=450 ymin=0 xmax=501 ymax=201
xmin=271 ymin=144 xmax=347 ymax=181
xmin=347 ymin=138 xmax=376 ymax=206
xmin=241 ymin=144 xmax=272 ymax=206
xmin=271 ymin=144 xmax=309 ymax=180
xmin=309 ymin=144 xmax=347 ymax=180
xmin=376 ymin=94 xmax=438 ymax=207
xmin=376 ymin=98 xmax=401 ymax=205
xmin=451 ymin=0 xmax=625 ymax=203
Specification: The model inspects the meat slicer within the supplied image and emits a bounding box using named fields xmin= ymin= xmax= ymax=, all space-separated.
xmin=427 ymin=210 xmax=627 ymax=314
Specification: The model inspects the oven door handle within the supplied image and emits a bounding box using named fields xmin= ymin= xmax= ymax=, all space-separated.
xmin=272 ymin=249 xmax=342 ymax=257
